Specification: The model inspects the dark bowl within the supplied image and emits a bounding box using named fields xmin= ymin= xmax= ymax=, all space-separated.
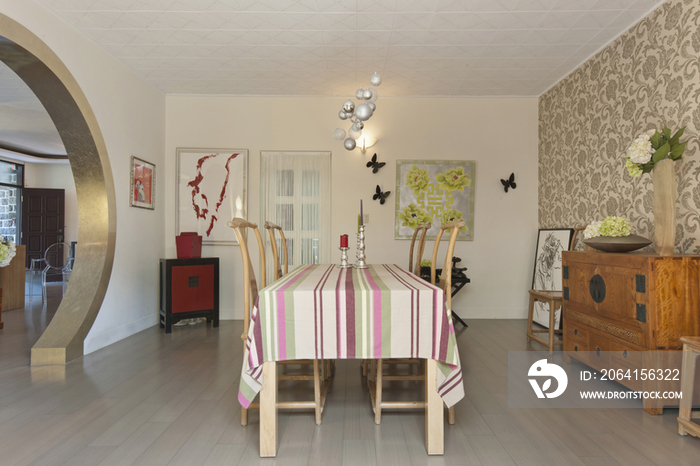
xmin=583 ymin=234 xmax=652 ymax=253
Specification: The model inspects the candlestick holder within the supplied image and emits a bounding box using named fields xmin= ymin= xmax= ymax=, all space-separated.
xmin=339 ymin=247 xmax=351 ymax=268
xmin=354 ymin=225 xmax=368 ymax=269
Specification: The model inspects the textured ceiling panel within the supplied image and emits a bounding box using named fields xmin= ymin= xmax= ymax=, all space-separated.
xmin=36 ymin=0 xmax=664 ymax=97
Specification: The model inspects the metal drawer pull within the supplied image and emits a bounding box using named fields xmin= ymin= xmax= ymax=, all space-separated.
xmin=623 ymin=350 xmax=627 ymax=358
xmin=574 ymin=329 xmax=578 ymax=336
xmin=574 ymin=346 xmax=578 ymax=351
xmin=596 ymin=347 xmax=601 ymax=357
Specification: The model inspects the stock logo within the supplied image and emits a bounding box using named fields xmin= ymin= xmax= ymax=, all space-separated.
xmin=528 ymin=359 xmax=568 ymax=399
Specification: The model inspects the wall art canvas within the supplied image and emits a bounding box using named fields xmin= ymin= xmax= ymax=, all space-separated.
xmin=176 ymin=148 xmax=248 ymax=245
xmin=130 ymin=156 xmax=155 ymax=210
xmin=395 ymin=159 xmax=475 ymax=241
xmin=531 ymin=228 xmax=573 ymax=329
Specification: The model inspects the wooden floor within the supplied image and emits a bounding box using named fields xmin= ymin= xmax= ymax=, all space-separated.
xmin=1 ymin=300 xmax=700 ymax=466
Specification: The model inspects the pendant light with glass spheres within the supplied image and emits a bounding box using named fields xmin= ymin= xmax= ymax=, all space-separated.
xmin=333 ymin=72 xmax=382 ymax=151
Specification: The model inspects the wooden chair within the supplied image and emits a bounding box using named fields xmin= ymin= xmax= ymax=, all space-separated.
xmin=526 ymin=226 xmax=585 ymax=354
xmin=408 ymin=222 xmax=431 ymax=275
xmin=230 ymin=218 xmax=328 ymax=426
xmin=678 ymin=336 xmax=700 ymax=438
xmin=264 ymin=221 xmax=334 ymax=382
xmin=370 ymin=219 xmax=465 ymax=425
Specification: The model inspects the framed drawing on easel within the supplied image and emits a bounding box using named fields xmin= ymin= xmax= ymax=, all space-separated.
xmin=531 ymin=228 xmax=573 ymax=329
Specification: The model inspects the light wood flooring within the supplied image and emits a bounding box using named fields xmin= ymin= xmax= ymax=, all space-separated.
xmin=1 ymin=298 xmax=700 ymax=466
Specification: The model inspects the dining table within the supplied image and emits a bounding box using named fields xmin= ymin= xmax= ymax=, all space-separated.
xmin=238 ymin=263 xmax=464 ymax=457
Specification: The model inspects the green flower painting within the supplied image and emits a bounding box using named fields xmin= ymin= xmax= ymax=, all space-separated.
xmin=438 ymin=209 xmax=468 ymax=233
xmin=436 ymin=167 xmax=471 ymax=192
xmin=398 ymin=203 xmax=432 ymax=229
xmin=395 ymin=160 xmax=475 ymax=241
xmin=406 ymin=165 xmax=430 ymax=196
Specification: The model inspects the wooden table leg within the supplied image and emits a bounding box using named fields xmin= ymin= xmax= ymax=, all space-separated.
xmin=425 ymin=359 xmax=444 ymax=455
xmin=260 ymin=361 xmax=278 ymax=457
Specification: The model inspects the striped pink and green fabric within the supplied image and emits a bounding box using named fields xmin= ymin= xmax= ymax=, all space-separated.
xmin=238 ymin=264 xmax=464 ymax=408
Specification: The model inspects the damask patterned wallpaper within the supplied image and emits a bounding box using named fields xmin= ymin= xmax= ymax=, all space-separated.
xmin=539 ymin=0 xmax=700 ymax=253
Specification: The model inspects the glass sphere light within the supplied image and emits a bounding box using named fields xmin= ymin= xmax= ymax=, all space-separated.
xmin=354 ymin=103 xmax=373 ymax=121
xmin=344 ymin=138 xmax=356 ymax=150
xmin=343 ymin=100 xmax=355 ymax=113
xmin=333 ymin=128 xmax=346 ymax=140
xmin=370 ymin=72 xmax=382 ymax=86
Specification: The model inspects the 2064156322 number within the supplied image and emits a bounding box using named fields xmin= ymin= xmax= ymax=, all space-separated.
xmin=598 ymin=368 xmax=680 ymax=381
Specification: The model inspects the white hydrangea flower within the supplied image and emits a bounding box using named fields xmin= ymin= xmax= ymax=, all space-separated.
xmin=583 ymin=221 xmax=603 ymax=239
xmin=0 ymin=236 xmax=17 ymax=268
xmin=626 ymin=133 xmax=653 ymax=164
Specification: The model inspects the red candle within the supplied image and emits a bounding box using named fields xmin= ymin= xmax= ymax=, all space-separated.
xmin=340 ymin=234 xmax=348 ymax=248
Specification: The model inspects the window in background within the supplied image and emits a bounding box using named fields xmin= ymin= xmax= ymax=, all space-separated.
xmin=0 ymin=160 xmax=23 ymax=243
xmin=261 ymin=151 xmax=331 ymax=282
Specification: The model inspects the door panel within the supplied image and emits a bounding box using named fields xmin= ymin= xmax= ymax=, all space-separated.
xmin=21 ymin=188 xmax=65 ymax=270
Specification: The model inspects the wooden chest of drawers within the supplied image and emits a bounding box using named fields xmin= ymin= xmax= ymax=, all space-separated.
xmin=562 ymin=251 xmax=700 ymax=414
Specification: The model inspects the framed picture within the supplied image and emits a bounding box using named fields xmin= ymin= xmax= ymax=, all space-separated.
xmin=395 ymin=159 xmax=475 ymax=241
xmin=130 ymin=156 xmax=155 ymax=210
xmin=531 ymin=228 xmax=574 ymax=329
xmin=176 ymin=148 xmax=248 ymax=245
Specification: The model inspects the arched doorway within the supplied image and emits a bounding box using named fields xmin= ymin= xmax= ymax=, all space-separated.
xmin=0 ymin=14 xmax=116 ymax=365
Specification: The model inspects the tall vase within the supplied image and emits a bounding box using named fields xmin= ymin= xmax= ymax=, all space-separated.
xmin=652 ymin=158 xmax=677 ymax=256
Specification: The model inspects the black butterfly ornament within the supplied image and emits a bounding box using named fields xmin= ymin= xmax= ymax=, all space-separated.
xmin=373 ymin=185 xmax=391 ymax=205
xmin=366 ymin=153 xmax=386 ymax=174
xmin=501 ymin=173 xmax=516 ymax=193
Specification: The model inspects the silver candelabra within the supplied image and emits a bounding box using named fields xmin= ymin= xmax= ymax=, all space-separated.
xmin=354 ymin=225 xmax=368 ymax=269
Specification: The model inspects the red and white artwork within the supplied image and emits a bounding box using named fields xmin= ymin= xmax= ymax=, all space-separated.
xmin=177 ymin=148 xmax=248 ymax=245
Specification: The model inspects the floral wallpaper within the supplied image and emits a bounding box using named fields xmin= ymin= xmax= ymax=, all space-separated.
xmin=539 ymin=0 xmax=700 ymax=253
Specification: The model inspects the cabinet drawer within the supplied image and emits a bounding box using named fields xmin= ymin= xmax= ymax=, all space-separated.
xmin=565 ymin=322 xmax=589 ymax=342
xmin=588 ymin=333 xmax=610 ymax=370
xmin=564 ymin=333 xmax=589 ymax=364
xmin=609 ymin=339 xmax=643 ymax=370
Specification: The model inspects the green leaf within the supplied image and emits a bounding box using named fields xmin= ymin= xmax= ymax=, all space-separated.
xmin=642 ymin=162 xmax=654 ymax=173
xmin=663 ymin=126 xmax=672 ymax=140
xmin=669 ymin=141 xmax=686 ymax=160
xmin=670 ymin=127 xmax=686 ymax=145
xmin=651 ymin=142 xmax=670 ymax=163
xmin=650 ymin=131 xmax=662 ymax=149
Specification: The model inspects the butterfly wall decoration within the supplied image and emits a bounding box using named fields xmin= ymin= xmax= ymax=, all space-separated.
xmin=373 ymin=185 xmax=391 ymax=204
xmin=501 ymin=173 xmax=516 ymax=193
xmin=366 ymin=153 xmax=385 ymax=174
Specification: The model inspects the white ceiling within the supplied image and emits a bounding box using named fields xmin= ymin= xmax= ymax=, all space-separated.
xmin=0 ymin=0 xmax=666 ymax=157
xmin=37 ymin=0 xmax=665 ymax=97
xmin=0 ymin=61 xmax=66 ymax=157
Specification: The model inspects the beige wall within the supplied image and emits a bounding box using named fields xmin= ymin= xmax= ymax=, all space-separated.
xmin=539 ymin=0 xmax=700 ymax=252
xmin=166 ymin=96 xmax=539 ymax=319
xmin=1 ymin=0 xmax=167 ymax=354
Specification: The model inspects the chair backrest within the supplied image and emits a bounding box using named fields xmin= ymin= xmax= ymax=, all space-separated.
xmin=264 ymin=221 xmax=288 ymax=281
xmin=570 ymin=225 xmax=587 ymax=251
xmin=228 ymin=218 xmax=266 ymax=343
xmin=43 ymin=242 xmax=70 ymax=272
xmin=408 ymin=222 xmax=431 ymax=275
xmin=430 ymin=219 xmax=466 ymax=311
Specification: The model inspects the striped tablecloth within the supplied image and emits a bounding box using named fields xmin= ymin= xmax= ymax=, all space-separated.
xmin=238 ymin=264 xmax=464 ymax=408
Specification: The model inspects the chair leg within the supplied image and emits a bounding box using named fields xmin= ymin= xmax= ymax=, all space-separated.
xmin=548 ymin=299 xmax=555 ymax=355
xmin=241 ymin=407 xmax=248 ymax=426
xmin=313 ymin=359 xmax=322 ymax=425
xmin=526 ymin=293 xmax=535 ymax=342
xmin=362 ymin=359 xmax=368 ymax=377
xmin=375 ymin=358 xmax=382 ymax=425
xmin=448 ymin=405 xmax=455 ymax=425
